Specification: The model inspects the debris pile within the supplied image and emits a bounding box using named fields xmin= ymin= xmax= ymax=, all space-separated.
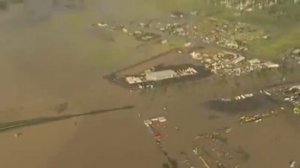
xmin=200 ymin=19 xmax=265 ymax=50
xmin=216 ymin=0 xmax=298 ymax=12
xmin=95 ymin=13 xmax=266 ymax=52
xmin=267 ymin=84 xmax=300 ymax=105
xmin=131 ymin=31 xmax=161 ymax=42
xmin=208 ymin=89 xmax=288 ymax=120
xmin=158 ymin=22 xmax=190 ymax=37
xmin=193 ymin=129 xmax=248 ymax=168
xmin=268 ymin=84 xmax=300 ymax=115
xmin=233 ymin=83 xmax=300 ymax=121
xmin=220 ymin=93 xmax=254 ymax=102
xmin=144 ymin=116 xmax=168 ymax=144
xmin=289 ymin=160 xmax=297 ymax=168
xmin=191 ymin=50 xmax=279 ymax=76
xmin=170 ymin=11 xmax=185 ymax=19
xmin=180 ymin=152 xmax=196 ymax=168
xmin=154 ymin=18 xmax=264 ymax=51
xmin=283 ymin=85 xmax=300 ymax=105
xmin=283 ymin=48 xmax=300 ymax=65
xmin=210 ymin=21 xmax=264 ymax=51
xmin=95 ymin=22 xmax=161 ymax=42
xmin=294 ymin=106 xmax=300 ymax=115
xmin=239 ymin=110 xmax=280 ymax=124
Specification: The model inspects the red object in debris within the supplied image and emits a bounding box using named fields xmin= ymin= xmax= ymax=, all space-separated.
xmin=154 ymin=133 xmax=162 ymax=142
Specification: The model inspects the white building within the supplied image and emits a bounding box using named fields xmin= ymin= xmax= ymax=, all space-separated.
xmin=145 ymin=70 xmax=177 ymax=81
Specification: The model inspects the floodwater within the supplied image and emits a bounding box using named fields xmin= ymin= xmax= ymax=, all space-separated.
xmin=0 ymin=0 xmax=300 ymax=168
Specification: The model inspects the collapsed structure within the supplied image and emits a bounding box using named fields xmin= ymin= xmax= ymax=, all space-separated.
xmin=190 ymin=49 xmax=279 ymax=76
xmin=95 ymin=15 xmax=267 ymax=52
xmin=267 ymin=84 xmax=300 ymax=114
xmin=215 ymin=0 xmax=299 ymax=12
xmin=283 ymin=48 xmax=300 ymax=65
xmin=144 ymin=116 xmax=168 ymax=144
xmin=193 ymin=129 xmax=249 ymax=168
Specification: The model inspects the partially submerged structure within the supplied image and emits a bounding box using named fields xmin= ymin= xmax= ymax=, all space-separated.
xmin=267 ymin=84 xmax=300 ymax=106
xmin=191 ymin=49 xmax=280 ymax=76
xmin=126 ymin=67 xmax=198 ymax=83
xmin=124 ymin=65 xmax=209 ymax=88
xmin=283 ymin=48 xmax=300 ymax=65
xmin=107 ymin=64 xmax=211 ymax=89
xmin=144 ymin=116 xmax=168 ymax=144
xmin=193 ymin=129 xmax=249 ymax=168
xmin=216 ymin=0 xmax=299 ymax=12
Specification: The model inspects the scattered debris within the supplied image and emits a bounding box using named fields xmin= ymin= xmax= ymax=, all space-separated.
xmin=14 ymin=132 xmax=22 ymax=138
xmin=267 ymin=84 xmax=300 ymax=105
xmin=161 ymin=39 xmax=168 ymax=44
xmin=292 ymin=48 xmax=300 ymax=55
xmin=97 ymin=22 xmax=108 ymax=28
xmin=184 ymin=42 xmax=192 ymax=47
xmin=189 ymin=10 xmax=198 ymax=16
xmin=122 ymin=27 xmax=129 ymax=33
xmin=289 ymin=160 xmax=297 ymax=168
xmin=180 ymin=152 xmax=196 ymax=168
xmin=217 ymin=0 xmax=298 ymax=13
xmin=240 ymin=114 xmax=263 ymax=124
xmin=56 ymin=102 xmax=69 ymax=113
xmin=170 ymin=11 xmax=184 ymax=19
xmin=193 ymin=129 xmax=249 ymax=168
xmin=144 ymin=116 xmax=168 ymax=144
xmin=95 ymin=12 xmax=266 ymax=52
xmin=177 ymin=50 xmax=183 ymax=54
xmin=133 ymin=31 xmax=161 ymax=42
xmin=191 ymin=49 xmax=279 ymax=76
xmin=220 ymin=93 xmax=254 ymax=102
xmin=294 ymin=106 xmax=300 ymax=115
xmin=283 ymin=48 xmax=300 ymax=65
xmin=207 ymin=89 xmax=288 ymax=118
xmin=262 ymin=35 xmax=270 ymax=39
xmin=225 ymin=127 xmax=233 ymax=133
xmin=240 ymin=110 xmax=281 ymax=124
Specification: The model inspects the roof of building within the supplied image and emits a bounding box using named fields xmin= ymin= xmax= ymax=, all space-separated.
xmin=145 ymin=70 xmax=177 ymax=81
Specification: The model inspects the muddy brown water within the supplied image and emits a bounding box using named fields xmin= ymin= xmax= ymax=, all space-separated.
xmin=0 ymin=0 xmax=300 ymax=168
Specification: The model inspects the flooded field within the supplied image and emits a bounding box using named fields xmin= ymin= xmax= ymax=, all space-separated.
xmin=0 ymin=0 xmax=300 ymax=168
xmin=206 ymin=93 xmax=283 ymax=114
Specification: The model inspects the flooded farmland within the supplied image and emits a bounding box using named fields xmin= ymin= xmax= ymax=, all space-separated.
xmin=0 ymin=0 xmax=300 ymax=168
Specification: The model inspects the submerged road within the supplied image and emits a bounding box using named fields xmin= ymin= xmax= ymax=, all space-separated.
xmin=0 ymin=105 xmax=134 ymax=133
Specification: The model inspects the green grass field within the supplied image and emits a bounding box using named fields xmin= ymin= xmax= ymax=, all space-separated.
xmin=148 ymin=0 xmax=300 ymax=59
xmin=197 ymin=2 xmax=300 ymax=59
xmin=82 ymin=0 xmax=300 ymax=67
